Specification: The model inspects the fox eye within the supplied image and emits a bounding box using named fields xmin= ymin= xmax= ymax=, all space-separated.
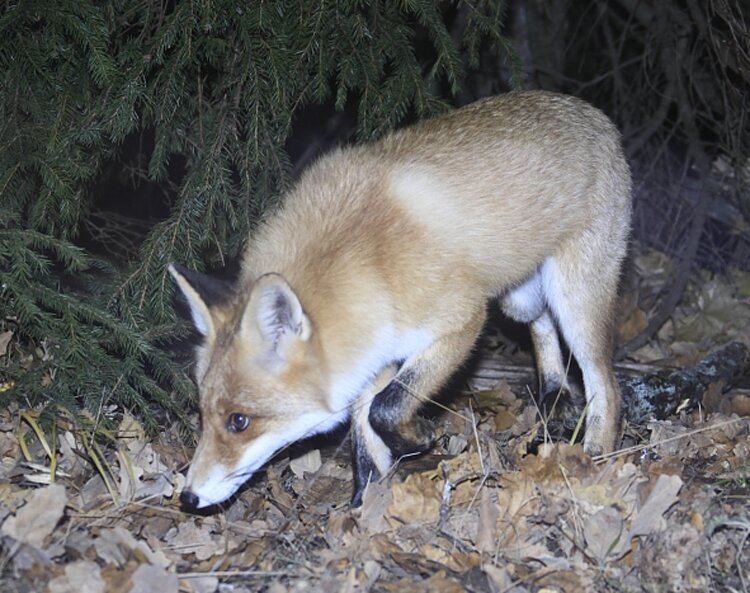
xmin=226 ymin=413 xmax=250 ymax=433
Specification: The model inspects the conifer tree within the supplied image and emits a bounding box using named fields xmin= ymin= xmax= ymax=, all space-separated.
xmin=0 ymin=0 xmax=511 ymax=431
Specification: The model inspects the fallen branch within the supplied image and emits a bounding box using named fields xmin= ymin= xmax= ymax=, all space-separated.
xmin=620 ymin=341 xmax=749 ymax=425
xmin=469 ymin=342 xmax=749 ymax=434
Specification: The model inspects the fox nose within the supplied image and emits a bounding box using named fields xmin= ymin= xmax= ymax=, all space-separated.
xmin=180 ymin=489 xmax=200 ymax=511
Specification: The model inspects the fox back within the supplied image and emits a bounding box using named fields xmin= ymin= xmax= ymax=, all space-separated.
xmin=171 ymin=90 xmax=631 ymax=510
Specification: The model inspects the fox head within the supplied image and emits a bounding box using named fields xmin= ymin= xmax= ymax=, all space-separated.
xmin=169 ymin=264 xmax=339 ymax=510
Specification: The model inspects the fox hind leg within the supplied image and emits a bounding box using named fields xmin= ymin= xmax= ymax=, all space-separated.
xmin=502 ymin=271 xmax=574 ymax=400
xmin=541 ymin=232 xmax=626 ymax=455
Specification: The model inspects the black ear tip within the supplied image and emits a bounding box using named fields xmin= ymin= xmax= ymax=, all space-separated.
xmin=168 ymin=262 xmax=187 ymax=277
xmin=169 ymin=263 xmax=234 ymax=308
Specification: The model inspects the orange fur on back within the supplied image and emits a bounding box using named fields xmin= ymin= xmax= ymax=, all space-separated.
xmin=171 ymin=90 xmax=632 ymax=510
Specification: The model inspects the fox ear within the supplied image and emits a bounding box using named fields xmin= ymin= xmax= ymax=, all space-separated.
xmin=168 ymin=263 xmax=231 ymax=337
xmin=244 ymin=274 xmax=311 ymax=359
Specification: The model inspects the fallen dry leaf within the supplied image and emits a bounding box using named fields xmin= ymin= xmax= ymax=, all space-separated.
xmin=494 ymin=407 xmax=517 ymax=430
xmin=476 ymin=486 xmax=499 ymax=553
xmin=128 ymin=564 xmax=179 ymax=593
xmin=637 ymin=522 xmax=708 ymax=591
xmin=47 ymin=560 xmax=105 ymax=593
xmin=629 ymin=473 xmax=682 ymax=538
xmin=521 ymin=443 xmax=594 ymax=484
xmin=164 ymin=521 xmax=232 ymax=561
xmin=675 ymin=276 xmax=750 ymax=344
xmin=385 ymin=472 xmax=441 ymax=527
xmin=583 ymin=505 xmax=626 ymax=562
xmin=289 ymin=448 xmax=322 ymax=479
xmin=100 ymin=562 xmax=139 ymax=593
xmin=358 ymin=479 xmax=392 ymax=534
xmin=2 ymin=280 xmax=750 ymax=593
xmin=0 ymin=330 xmax=12 ymax=356
xmin=56 ymin=431 xmax=88 ymax=479
xmin=179 ymin=575 xmax=219 ymax=593
xmin=1 ymin=483 xmax=67 ymax=548
xmin=266 ymin=465 xmax=294 ymax=510
xmin=112 ymin=413 xmax=179 ymax=504
xmin=445 ymin=434 xmax=468 ymax=455
xmin=618 ymin=307 xmax=649 ymax=342
xmin=94 ymin=526 xmax=171 ymax=568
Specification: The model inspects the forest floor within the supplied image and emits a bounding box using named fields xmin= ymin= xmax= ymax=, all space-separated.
xmin=1 ymin=249 xmax=749 ymax=593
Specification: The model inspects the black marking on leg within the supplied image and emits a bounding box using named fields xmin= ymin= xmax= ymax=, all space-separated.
xmin=538 ymin=373 xmax=565 ymax=406
xmin=527 ymin=379 xmax=586 ymax=454
xmin=368 ymin=371 xmax=409 ymax=426
xmin=538 ymin=375 xmax=584 ymax=420
xmin=350 ymin=423 xmax=379 ymax=507
xmin=368 ymin=370 xmax=433 ymax=458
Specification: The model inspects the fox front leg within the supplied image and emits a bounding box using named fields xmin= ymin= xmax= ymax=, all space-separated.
xmin=349 ymin=308 xmax=486 ymax=506
xmin=350 ymin=364 xmax=401 ymax=506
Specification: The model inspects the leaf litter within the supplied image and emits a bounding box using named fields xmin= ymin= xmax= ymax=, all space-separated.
xmin=1 ymin=250 xmax=749 ymax=592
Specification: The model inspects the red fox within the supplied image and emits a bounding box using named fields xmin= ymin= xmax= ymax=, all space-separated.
xmin=170 ymin=90 xmax=632 ymax=510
